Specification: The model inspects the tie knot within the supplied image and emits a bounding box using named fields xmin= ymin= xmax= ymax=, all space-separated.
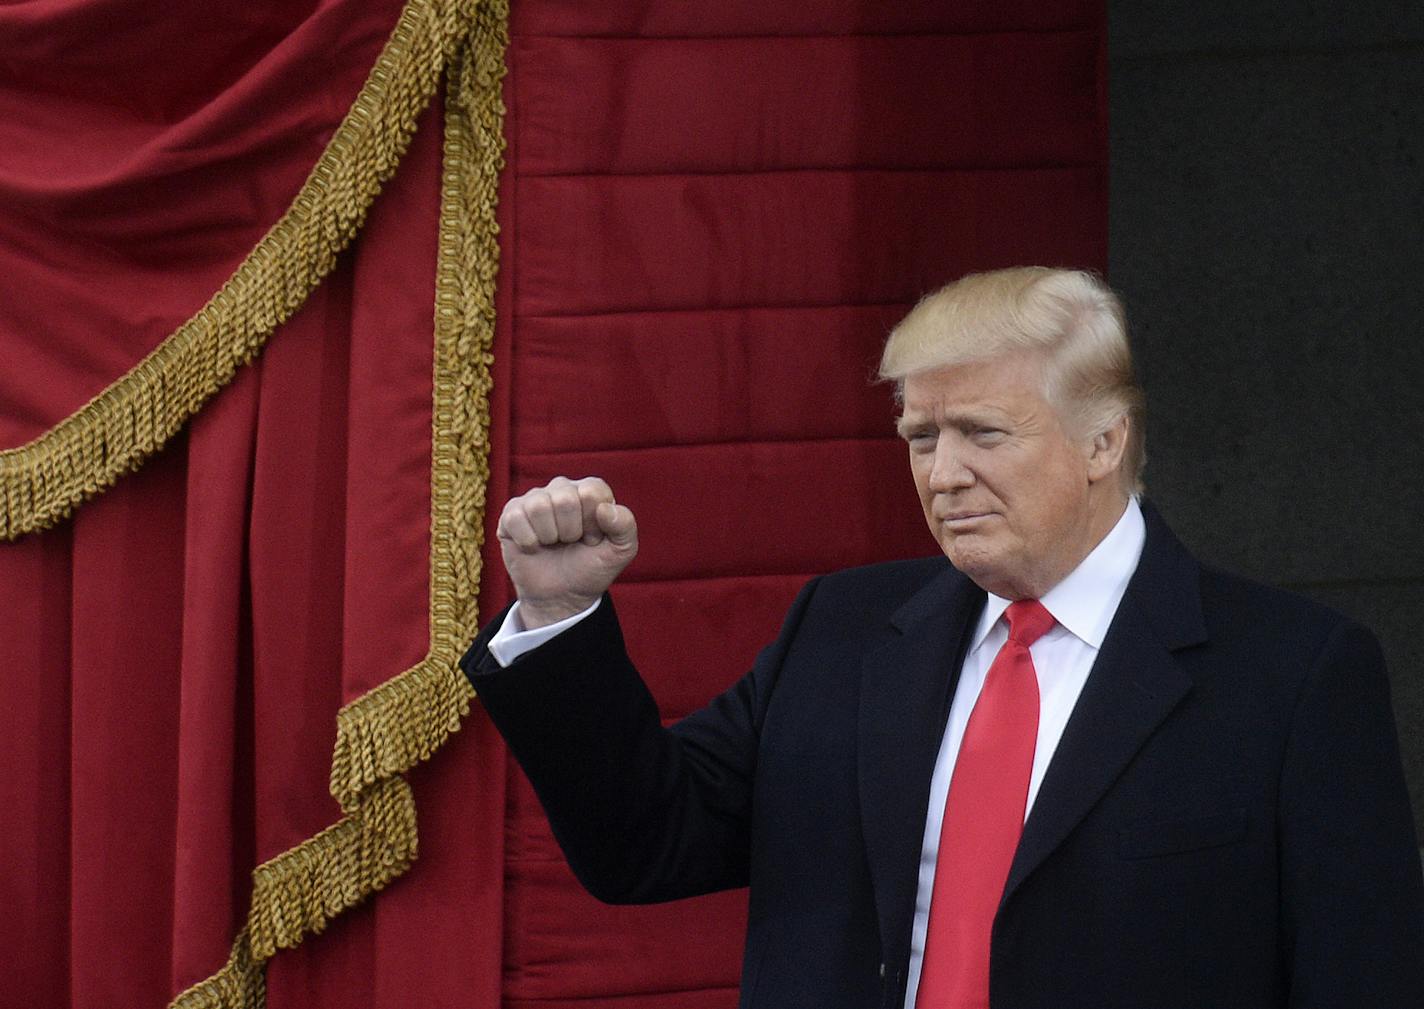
xmin=1005 ymin=599 xmax=1054 ymax=647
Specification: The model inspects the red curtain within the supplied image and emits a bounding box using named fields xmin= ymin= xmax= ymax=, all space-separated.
xmin=1 ymin=0 xmax=1105 ymax=1006
xmin=2 ymin=1 xmax=509 ymax=1005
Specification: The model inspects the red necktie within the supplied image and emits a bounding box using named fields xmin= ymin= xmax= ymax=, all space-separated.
xmin=916 ymin=599 xmax=1055 ymax=1009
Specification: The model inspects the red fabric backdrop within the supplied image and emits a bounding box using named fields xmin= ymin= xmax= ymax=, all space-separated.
xmin=0 ymin=0 xmax=1105 ymax=1006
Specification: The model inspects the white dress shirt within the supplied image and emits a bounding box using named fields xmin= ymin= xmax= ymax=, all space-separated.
xmin=902 ymin=497 xmax=1145 ymax=1007
xmin=488 ymin=597 xmax=601 ymax=667
xmin=488 ymin=500 xmax=1147 ymax=1007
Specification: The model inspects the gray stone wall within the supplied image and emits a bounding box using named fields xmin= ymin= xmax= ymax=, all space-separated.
xmin=1107 ymin=2 xmax=1424 ymax=834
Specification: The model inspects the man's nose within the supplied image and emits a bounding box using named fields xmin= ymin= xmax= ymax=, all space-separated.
xmin=928 ymin=433 xmax=974 ymax=491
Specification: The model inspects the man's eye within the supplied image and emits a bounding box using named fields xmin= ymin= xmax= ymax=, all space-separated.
xmin=972 ymin=427 xmax=1005 ymax=443
xmin=906 ymin=432 xmax=937 ymax=451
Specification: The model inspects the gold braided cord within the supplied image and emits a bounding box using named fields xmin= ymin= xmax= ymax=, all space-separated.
xmin=0 ymin=0 xmax=477 ymax=542
xmin=168 ymin=0 xmax=508 ymax=1005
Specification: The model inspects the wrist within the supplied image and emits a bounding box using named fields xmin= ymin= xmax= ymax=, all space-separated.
xmin=517 ymin=594 xmax=600 ymax=630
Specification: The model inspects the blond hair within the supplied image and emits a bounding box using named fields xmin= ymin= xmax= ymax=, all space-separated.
xmin=879 ymin=267 xmax=1146 ymax=492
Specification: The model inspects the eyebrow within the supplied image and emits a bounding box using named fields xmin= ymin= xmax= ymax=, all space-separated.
xmin=895 ymin=409 xmax=1008 ymax=439
xmin=895 ymin=414 xmax=933 ymax=438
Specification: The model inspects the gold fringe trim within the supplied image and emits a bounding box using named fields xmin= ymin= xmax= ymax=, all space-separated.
xmin=329 ymin=0 xmax=505 ymax=813
xmin=168 ymin=0 xmax=509 ymax=1001
xmin=331 ymin=654 xmax=474 ymax=813
xmin=170 ymin=776 xmax=414 ymax=1006
xmin=166 ymin=0 xmax=507 ymax=1005
xmin=169 ymin=929 xmax=264 ymax=1009
xmin=246 ymin=776 xmax=419 ymax=959
xmin=0 ymin=0 xmax=476 ymax=542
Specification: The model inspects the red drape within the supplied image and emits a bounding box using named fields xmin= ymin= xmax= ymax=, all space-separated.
xmin=2 ymin=1 xmax=509 ymax=1005
xmin=1 ymin=0 xmax=1105 ymax=1006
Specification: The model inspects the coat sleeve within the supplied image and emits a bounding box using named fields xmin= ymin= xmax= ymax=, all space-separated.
xmin=1277 ymin=619 xmax=1424 ymax=1006
xmin=460 ymin=578 xmax=822 ymax=905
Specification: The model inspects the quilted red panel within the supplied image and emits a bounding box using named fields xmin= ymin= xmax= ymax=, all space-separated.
xmin=499 ymin=2 xmax=1107 ymax=1005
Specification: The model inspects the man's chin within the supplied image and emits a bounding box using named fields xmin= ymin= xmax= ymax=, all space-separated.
xmin=941 ymin=538 xmax=997 ymax=577
xmin=941 ymin=540 xmax=1021 ymax=591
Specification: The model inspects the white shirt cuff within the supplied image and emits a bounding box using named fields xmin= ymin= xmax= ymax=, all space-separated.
xmin=486 ymin=598 xmax=603 ymax=668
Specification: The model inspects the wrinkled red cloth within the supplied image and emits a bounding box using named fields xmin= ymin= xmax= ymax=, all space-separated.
xmin=0 ymin=0 xmax=411 ymax=448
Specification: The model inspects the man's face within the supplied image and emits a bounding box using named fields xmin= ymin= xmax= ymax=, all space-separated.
xmin=897 ymin=351 xmax=1104 ymax=600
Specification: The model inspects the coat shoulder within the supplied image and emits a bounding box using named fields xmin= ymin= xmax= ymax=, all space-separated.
xmin=809 ymin=555 xmax=956 ymax=618
xmin=1198 ymin=562 xmax=1356 ymax=633
xmin=1193 ymin=562 xmax=1377 ymax=672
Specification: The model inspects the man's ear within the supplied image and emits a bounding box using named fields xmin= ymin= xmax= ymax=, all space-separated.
xmin=1086 ymin=413 xmax=1129 ymax=485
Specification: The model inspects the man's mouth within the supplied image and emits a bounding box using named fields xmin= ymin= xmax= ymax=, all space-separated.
xmin=939 ymin=511 xmax=994 ymax=527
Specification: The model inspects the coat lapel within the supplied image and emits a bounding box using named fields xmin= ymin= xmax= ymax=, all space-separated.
xmin=858 ymin=566 xmax=985 ymax=967
xmin=1003 ymin=502 xmax=1207 ymax=903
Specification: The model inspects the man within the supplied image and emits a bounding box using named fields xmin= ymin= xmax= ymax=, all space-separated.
xmin=462 ymin=268 xmax=1424 ymax=1008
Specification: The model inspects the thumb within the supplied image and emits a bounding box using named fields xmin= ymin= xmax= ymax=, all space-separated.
xmin=595 ymin=502 xmax=638 ymax=549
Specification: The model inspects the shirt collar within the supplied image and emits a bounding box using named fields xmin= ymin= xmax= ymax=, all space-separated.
xmin=969 ymin=497 xmax=1147 ymax=652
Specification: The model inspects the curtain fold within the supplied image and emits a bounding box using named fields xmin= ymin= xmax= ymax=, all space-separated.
xmin=171 ymin=364 xmax=261 ymax=990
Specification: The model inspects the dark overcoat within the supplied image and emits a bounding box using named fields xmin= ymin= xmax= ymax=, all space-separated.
xmin=463 ymin=504 xmax=1424 ymax=1008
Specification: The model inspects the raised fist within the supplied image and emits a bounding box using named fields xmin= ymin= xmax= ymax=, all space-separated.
xmin=495 ymin=476 xmax=639 ymax=629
